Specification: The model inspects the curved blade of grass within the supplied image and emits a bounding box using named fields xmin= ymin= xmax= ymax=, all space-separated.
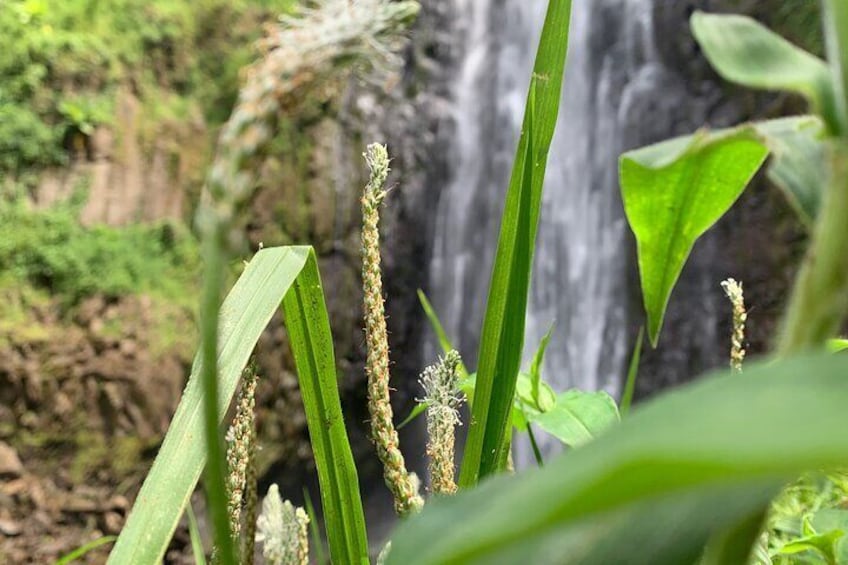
xmin=417 ymin=289 xmax=469 ymax=377
xmin=186 ymin=504 xmax=208 ymax=565
xmin=387 ymin=353 xmax=848 ymax=564
xmin=619 ymin=327 xmax=644 ymax=416
xmin=282 ymin=249 xmax=369 ymax=564
xmin=458 ymin=0 xmax=573 ymax=488
xmin=54 ymin=536 xmax=116 ymax=565
xmin=109 ymin=247 xmax=368 ymax=565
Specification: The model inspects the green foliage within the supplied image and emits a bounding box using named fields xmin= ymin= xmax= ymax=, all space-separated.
xmin=691 ymin=11 xmax=838 ymax=133
xmin=109 ymin=247 xmax=368 ymax=565
xmin=54 ymin=536 xmax=117 ymax=565
xmin=459 ymin=0 xmax=573 ymax=488
xmin=385 ymin=354 xmax=848 ymax=565
xmin=524 ymin=389 xmax=619 ymax=448
xmin=620 ymin=116 xmax=825 ymax=345
xmin=619 ymin=327 xmax=644 ymax=416
xmin=0 ymin=200 xmax=199 ymax=306
xmin=620 ymin=126 xmax=769 ymax=345
xmin=282 ymin=251 xmax=370 ymax=564
xmin=0 ymin=0 xmax=296 ymax=176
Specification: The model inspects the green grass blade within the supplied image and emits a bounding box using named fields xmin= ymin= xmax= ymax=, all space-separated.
xmin=619 ymin=326 xmax=644 ymax=416
xmin=186 ymin=504 xmax=208 ymax=565
xmin=458 ymin=0 xmax=573 ymax=488
xmin=282 ymin=248 xmax=369 ymax=564
xmin=110 ymin=247 xmax=367 ymax=565
xmin=303 ymin=488 xmax=329 ymax=565
xmin=417 ymin=289 xmax=469 ymax=377
xmin=54 ymin=536 xmax=116 ymax=565
xmin=387 ymin=353 xmax=848 ymax=564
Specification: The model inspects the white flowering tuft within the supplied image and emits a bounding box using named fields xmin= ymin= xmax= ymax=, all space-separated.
xmin=255 ymin=484 xmax=309 ymax=565
xmin=419 ymin=350 xmax=464 ymax=494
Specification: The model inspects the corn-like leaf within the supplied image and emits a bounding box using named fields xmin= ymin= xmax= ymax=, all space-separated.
xmin=109 ymin=247 xmax=368 ymax=564
xmin=386 ymin=353 xmax=848 ymax=565
xmin=458 ymin=0 xmax=573 ymax=488
xmin=691 ymin=11 xmax=837 ymax=131
xmin=282 ymin=250 xmax=370 ymax=564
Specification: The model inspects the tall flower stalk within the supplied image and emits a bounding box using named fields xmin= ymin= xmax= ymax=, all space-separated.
xmin=361 ymin=143 xmax=423 ymax=516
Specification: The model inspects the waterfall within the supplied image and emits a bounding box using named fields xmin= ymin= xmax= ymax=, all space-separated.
xmin=428 ymin=0 xmax=662 ymax=462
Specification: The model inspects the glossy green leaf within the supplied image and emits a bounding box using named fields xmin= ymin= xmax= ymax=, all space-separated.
xmin=529 ymin=389 xmax=619 ymax=448
xmin=386 ymin=353 xmax=848 ymax=565
xmin=282 ymin=250 xmax=370 ymax=564
xmin=621 ymin=127 xmax=769 ymax=345
xmin=109 ymin=247 xmax=368 ymax=565
xmin=760 ymin=116 xmax=826 ymax=227
xmin=459 ymin=0 xmax=573 ymax=488
xmin=691 ymin=11 xmax=837 ymax=130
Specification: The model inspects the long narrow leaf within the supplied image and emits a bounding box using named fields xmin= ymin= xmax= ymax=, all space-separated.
xmin=109 ymin=247 xmax=368 ymax=565
xmin=387 ymin=353 xmax=848 ymax=564
xmin=282 ymin=249 xmax=370 ymax=564
xmin=458 ymin=0 xmax=573 ymax=488
xmin=619 ymin=327 xmax=644 ymax=415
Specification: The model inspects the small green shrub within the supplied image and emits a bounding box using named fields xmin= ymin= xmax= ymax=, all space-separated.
xmin=0 ymin=200 xmax=200 ymax=306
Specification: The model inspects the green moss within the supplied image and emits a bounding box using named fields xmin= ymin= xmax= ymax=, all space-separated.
xmin=0 ymin=199 xmax=201 ymax=308
xmin=0 ymin=0 xmax=299 ymax=177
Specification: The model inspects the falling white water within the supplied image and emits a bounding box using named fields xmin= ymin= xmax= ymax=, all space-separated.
xmin=428 ymin=0 xmax=662 ymax=463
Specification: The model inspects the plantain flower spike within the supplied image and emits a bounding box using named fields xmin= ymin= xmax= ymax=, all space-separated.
xmin=419 ymin=350 xmax=464 ymax=495
xmin=226 ymin=364 xmax=259 ymax=545
xmin=721 ymin=278 xmax=747 ymax=373
xmin=361 ymin=143 xmax=424 ymax=516
xmin=255 ymin=484 xmax=309 ymax=565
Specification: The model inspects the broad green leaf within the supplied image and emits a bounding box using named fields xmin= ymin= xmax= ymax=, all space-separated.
xmin=529 ymin=389 xmax=619 ymax=448
xmin=515 ymin=372 xmax=556 ymax=415
xmin=621 ymin=127 xmax=769 ymax=345
xmin=759 ymin=116 xmax=826 ymax=227
xmin=619 ymin=326 xmax=644 ymax=416
xmin=385 ymin=353 xmax=848 ymax=565
xmin=690 ymin=11 xmax=837 ymax=131
xmin=459 ymin=0 xmax=573 ymax=488
xmin=109 ymin=247 xmax=368 ymax=565
xmin=282 ymin=251 xmax=370 ymax=564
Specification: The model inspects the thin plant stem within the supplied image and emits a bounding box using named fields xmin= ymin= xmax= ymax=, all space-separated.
xmin=200 ymin=231 xmax=236 ymax=565
xmin=778 ymin=2 xmax=848 ymax=353
xmin=527 ymin=425 xmax=544 ymax=467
